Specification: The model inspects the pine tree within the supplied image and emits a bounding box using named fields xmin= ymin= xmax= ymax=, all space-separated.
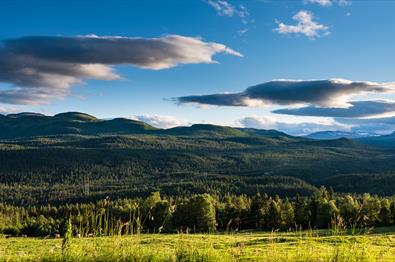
xmin=249 ymin=193 xmax=264 ymax=229
xmin=189 ymin=194 xmax=216 ymax=232
xmin=379 ymin=199 xmax=392 ymax=226
xmin=281 ymin=198 xmax=295 ymax=229
xmin=266 ymin=199 xmax=282 ymax=229
xmin=294 ymin=195 xmax=309 ymax=228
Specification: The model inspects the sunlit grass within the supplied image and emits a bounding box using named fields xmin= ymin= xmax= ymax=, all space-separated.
xmin=1 ymin=230 xmax=395 ymax=261
xmin=0 ymin=228 xmax=395 ymax=261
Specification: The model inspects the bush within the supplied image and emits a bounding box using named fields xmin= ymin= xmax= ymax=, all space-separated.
xmin=3 ymin=225 xmax=21 ymax=236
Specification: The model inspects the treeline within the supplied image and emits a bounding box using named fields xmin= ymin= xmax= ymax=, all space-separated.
xmin=1 ymin=187 xmax=395 ymax=237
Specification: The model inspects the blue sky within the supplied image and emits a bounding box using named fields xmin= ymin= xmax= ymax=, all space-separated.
xmin=0 ymin=0 xmax=395 ymax=135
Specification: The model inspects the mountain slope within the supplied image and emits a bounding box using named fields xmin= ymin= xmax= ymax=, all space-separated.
xmin=1 ymin=112 xmax=395 ymax=204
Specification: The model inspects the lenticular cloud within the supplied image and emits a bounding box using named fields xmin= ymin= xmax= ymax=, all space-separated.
xmin=176 ymin=79 xmax=395 ymax=109
xmin=0 ymin=35 xmax=241 ymax=105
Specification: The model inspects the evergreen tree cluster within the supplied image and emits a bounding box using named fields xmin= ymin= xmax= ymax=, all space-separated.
xmin=1 ymin=188 xmax=395 ymax=237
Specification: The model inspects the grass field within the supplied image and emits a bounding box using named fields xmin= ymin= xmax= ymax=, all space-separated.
xmin=2 ymin=229 xmax=395 ymax=262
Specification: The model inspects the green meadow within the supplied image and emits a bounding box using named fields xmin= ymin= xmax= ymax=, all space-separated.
xmin=2 ymin=229 xmax=395 ymax=262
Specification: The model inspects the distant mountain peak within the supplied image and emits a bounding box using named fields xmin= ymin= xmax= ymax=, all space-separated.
xmin=53 ymin=112 xmax=98 ymax=122
xmin=165 ymin=124 xmax=248 ymax=137
xmin=107 ymin=117 xmax=158 ymax=130
xmin=306 ymin=131 xmax=377 ymax=140
xmin=239 ymin=128 xmax=292 ymax=138
xmin=7 ymin=112 xmax=47 ymax=118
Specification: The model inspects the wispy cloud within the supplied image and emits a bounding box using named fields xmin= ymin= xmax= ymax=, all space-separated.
xmin=207 ymin=0 xmax=235 ymax=17
xmin=237 ymin=28 xmax=249 ymax=36
xmin=304 ymin=0 xmax=333 ymax=7
xmin=237 ymin=4 xmax=250 ymax=25
xmin=0 ymin=35 xmax=241 ymax=105
xmin=176 ymin=79 xmax=395 ymax=108
xmin=274 ymin=10 xmax=329 ymax=39
xmin=304 ymin=0 xmax=351 ymax=7
xmin=206 ymin=0 xmax=250 ymax=25
xmin=338 ymin=0 xmax=352 ymax=6
xmin=131 ymin=114 xmax=188 ymax=129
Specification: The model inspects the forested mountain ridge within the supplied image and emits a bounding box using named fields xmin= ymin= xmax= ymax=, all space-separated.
xmin=0 ymin=111 xmax=293 ymax=139
xmin=0 ymin=112 xmax=158 ymax=138
xmin=1 ymin=112 xmax=395 ymax=205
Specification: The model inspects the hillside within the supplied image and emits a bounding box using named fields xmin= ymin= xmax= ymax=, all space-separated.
xmin=1 ymin=112 xmax=395 ymax=204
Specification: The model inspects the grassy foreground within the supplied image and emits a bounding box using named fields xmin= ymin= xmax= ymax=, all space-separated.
xmin=1 ymin=230 xmax=395 ymax=261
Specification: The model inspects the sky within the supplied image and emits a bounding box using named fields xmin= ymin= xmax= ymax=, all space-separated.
xmin=0 ymin=0 xmax=394 ymax=135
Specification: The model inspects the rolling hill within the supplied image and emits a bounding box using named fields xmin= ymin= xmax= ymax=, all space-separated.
xmin=1 ymin=112 xmax=395 ymax=204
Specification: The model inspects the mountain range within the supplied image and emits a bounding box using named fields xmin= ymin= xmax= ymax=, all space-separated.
xmin=1 ymin=112 xmax=395 ymax=204
xmin=0 ymin=111 xmax=303 ymax=142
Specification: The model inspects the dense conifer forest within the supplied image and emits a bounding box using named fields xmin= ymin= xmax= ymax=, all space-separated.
xmin=1 ymin=188 xmax=395 ymax=237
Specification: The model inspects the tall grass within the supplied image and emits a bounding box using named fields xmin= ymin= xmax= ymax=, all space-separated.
xmin=69 ymin=200 xmax=148 ymax=238
xmin=2 ymin=228 xmax=395 ymax=261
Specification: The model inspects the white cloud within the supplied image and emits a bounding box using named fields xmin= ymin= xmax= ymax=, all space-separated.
xmin=0 ymin=104 xmax=20 ymax=114
xmin=304 ymin=0 xmax=351 ymax=6
xmin=131 ymin=114 xmax=189 ymax=129
xmin=274 ymin=10 xmax=329 ymax=39
xmin=239 ymin=115 xmax=278 ymax=130
xmin=238 ymin=115 xmax=351 ymax=136
xmin=305 ymin=0 xmax=333 ymax=7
